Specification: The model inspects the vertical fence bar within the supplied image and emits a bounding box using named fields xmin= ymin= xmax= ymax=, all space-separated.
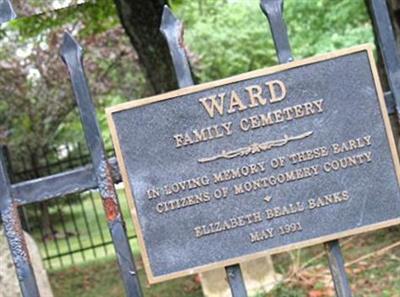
xmin=56 ymin=201 xmax=75 ymax=265
xmin=33 ymin=204 xmax=52 ymax=269
xmin=64 ymin=152 xmax=87 ymax=262
xmin=43 ymin=156 xmax=64 ymax=268
xmin=368 ymin=0 xmax=400 ymax=116
xmin=325 ymin=241 xmax=352 ymax=297
xmin=225 ymin=264 xmax=248 ymax=297
xmin=160 ymin=6 xmax=249 ymax=296
xmin=0 ymin=151 xmax=40 ymax=297
xmin=260 ymin=0 xmax=353 ymax=296
xmin=160 ymin=6 xmax=194 ymax=88
xmin=0 ymin=0 xmax=15 ymax=23
xmin=0 ymin=3 xmax=41 ymax=297
xmin=44 ymin=153 xmax=74 ymax=266
xmin=66 ymin=195 xmax=86 ymax=262
xmin=2 ymin=146 xmax=14 ymax=181
xmin=260 ymin=0 xmax=292 ymax=64
xmin=60 ymin=33 xmax=143 ymax=297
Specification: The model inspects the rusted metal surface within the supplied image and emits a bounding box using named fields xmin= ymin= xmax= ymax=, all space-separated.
xmin=2 ymin=202 xmax=29 ymax=276
xmin=60 ymin=32 xmax=142 ymax=297
xmin=0 ymin=151 xmax=40 ymax=297
xmin=98 ymin=160 xmax=120 ymax=222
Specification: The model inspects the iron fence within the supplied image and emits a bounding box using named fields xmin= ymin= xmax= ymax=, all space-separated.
xmin=4 ymin=143 xmax=95 ymax=183
xmin=3 ymin=143 xmax=137 ymax=269
xmin=0 ymin=0 xmax=399 ymax=297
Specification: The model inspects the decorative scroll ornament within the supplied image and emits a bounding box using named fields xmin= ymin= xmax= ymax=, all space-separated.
xmin=198 ymin=130 xmax=313 ymax=163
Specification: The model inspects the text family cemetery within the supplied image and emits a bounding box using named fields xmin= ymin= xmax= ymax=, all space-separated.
xmin=107 ymin=45 xmax=400 ymax=283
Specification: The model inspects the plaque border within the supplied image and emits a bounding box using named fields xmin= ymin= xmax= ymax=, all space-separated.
xmin=106 ymin=44 xmax=400 ymax=284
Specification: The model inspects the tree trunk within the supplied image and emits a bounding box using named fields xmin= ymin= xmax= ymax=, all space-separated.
xmin=113 ymin=0 xmax=179 ymax=95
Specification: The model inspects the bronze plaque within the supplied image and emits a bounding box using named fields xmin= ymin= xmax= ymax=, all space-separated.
xmin=107 ymin=45 xmax=400 ymax=283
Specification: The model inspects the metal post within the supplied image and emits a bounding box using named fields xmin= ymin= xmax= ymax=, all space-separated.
xmin=260 ymin=0 xmax=353 ymax=296
xmin=0 ymin=0 xmax=16 ymax=24
xmin=260 ymin=0 xmax=292 ymax=64
xmin=368 ymin=0 xmax=400 ymax=116
xmin=225 ymin=264 xmax=248 ymax=297
xmin=325 ymin=241 xmax=352 ymax=297
xmin=0 ymin=150 xmax=41 ymax=297
xmin=60 ymin=33 xmax=142 ymax=297
xmin=0 ymin=3 xmax=40 ymax=297
xmin=160 ymin=5 xmax=249 ymax=296
xmin=160 ymin=5 xmax=194 ymax=88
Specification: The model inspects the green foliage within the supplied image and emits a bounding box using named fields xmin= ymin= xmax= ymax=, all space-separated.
xmin=8 ymin=0 xmax=119 ymax=39
xmin=285 ymin=0 xmax=373 ymax=57
xmin=0 ymin=0 xmax=144 ymax=159
xmin=176 ymin=0 xmax=373 ymax=83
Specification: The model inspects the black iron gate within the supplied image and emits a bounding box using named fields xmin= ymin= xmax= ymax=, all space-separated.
xmin=1 ymin=0 xmax=399 ymax=297
xmin=3 ymin=142 xmax=136 ymax=269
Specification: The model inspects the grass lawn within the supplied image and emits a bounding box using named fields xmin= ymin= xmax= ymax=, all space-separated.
xmin=48 ymin=227 xmax=400 ymax=297
xmin=49 ymin=257 xmax=203 ymax=297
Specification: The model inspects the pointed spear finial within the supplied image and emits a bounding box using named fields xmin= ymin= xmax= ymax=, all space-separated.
xmin=60 ymin=32 xmax=83 ymax=67
xmin=0 ymin=0 xmax=16 ymax=24
xmin=260 ymin=0 xmax=283 ymax=16
xmin=160 ymin=5 xmax=194 ymax=88
xmin=260 ymin=0 xmax=293 ymax=64
xmin=160 ymin=5 xmax=181 ymax=37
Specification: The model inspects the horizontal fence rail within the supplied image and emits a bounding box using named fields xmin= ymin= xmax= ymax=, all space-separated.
xmin=11 ymin=157 xmax=120 ymax=206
